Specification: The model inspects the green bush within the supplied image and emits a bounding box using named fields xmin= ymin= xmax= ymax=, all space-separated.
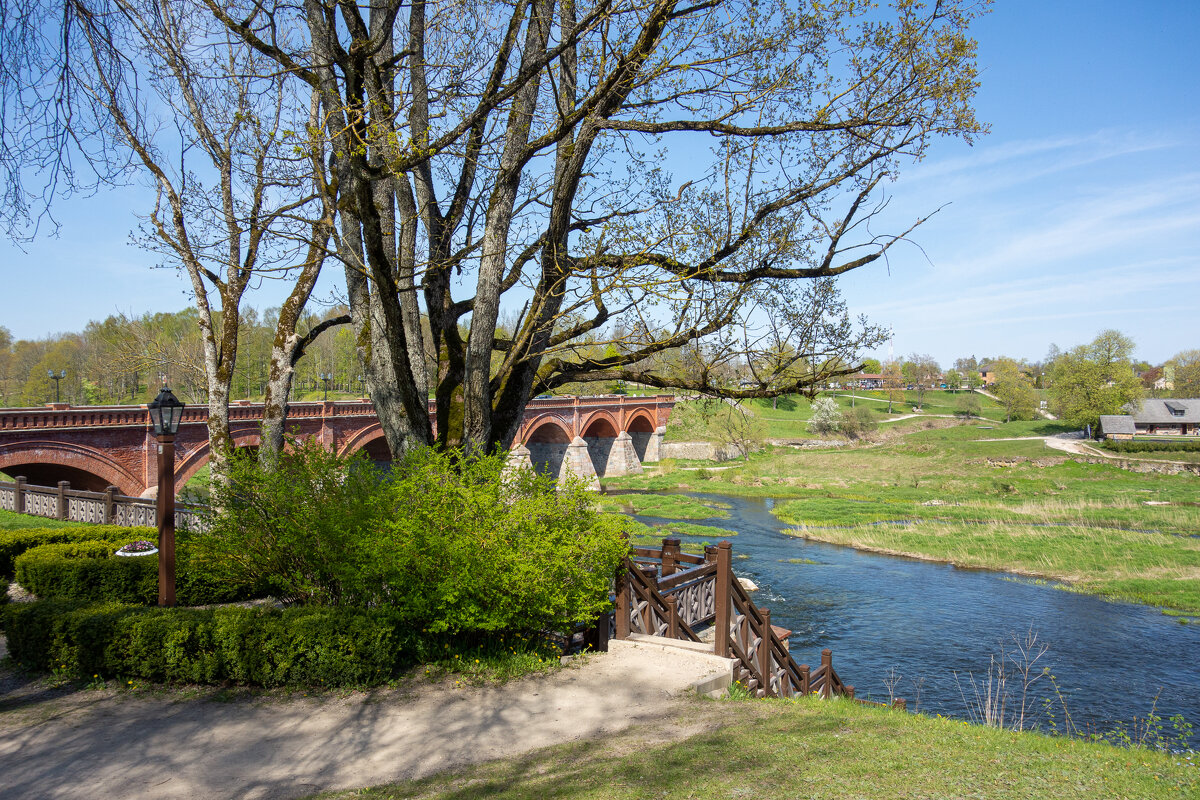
xmin=0 ymin=577 xmax=8 ymax=608
xmin=1102 ymin=439 xmax=1200 ymax=453
xmin=0 ymin=525 xmax=156 ymax=578
xmin=14 ymin=541 xmax=255 ymax=606
xmin=193 ymin=441 xmax=630 ymax=633
xmin=2 ymin=600 xmax=403 ymax=687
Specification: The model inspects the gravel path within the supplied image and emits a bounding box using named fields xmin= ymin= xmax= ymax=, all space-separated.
xmin=0 ymin=637 xmax=731 ymax=800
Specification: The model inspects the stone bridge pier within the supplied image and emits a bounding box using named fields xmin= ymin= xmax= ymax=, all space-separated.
xmin=505 ymin=396 xmax=671 ymax=489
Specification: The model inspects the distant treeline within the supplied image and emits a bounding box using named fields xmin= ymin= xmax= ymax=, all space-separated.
xmin=0 ymin=307 xmax=358 ymax=407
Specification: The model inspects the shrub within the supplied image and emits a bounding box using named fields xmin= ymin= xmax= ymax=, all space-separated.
xmin=14 ymin=541 xmax=255 ymax=606
xmin=193 ymin=441 xmax=629 ymax=633
xmin=0 ymin=577 xmax=8 ymax=608
xmin=841 ymin=406 xmax=877 ymax=439
xmin=1102 ymin=439 xmax=1200 ymax=453
xmin=956 ymin=392 xmax=982 ymax=419
xmin=0 ymin=525 xmax=156 ymax=578
xmin=2 ymin=600 xmax=403 ymax=687
xmin=807 ymin=397 xmax=842 ymax=434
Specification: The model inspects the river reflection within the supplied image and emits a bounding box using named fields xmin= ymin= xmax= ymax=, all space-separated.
xmin=625 ymin=491 xmax=1200 ymax=746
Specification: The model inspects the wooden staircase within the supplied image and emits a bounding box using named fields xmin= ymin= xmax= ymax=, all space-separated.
xmin=613 ymin=538 xmax=855 ymax=700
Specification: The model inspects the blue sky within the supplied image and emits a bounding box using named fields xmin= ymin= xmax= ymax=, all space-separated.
xmin=1 ymin=0 xmax=1197 ymax=369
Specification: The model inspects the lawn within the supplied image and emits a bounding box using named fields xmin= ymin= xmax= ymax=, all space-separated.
xmin=310 ymin=695 xmax=1198 ymax=800
xmin=0 ymin=508 xmax=78 ymax=531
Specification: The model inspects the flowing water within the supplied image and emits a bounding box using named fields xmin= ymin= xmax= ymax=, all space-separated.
xmin=623 ymin=491 xmax=1200 ymax=746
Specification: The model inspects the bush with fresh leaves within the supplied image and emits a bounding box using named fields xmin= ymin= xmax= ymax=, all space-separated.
xmin=2 ymin=599 xmax=402 ymax=687
xmin=192 ymin=440 xmax=630 ymax=633
xmin=379 ymin=447 xmax=630 ymax=633
xmin=0 ymin=525 xmax=156 ymax=578
xmin=840 ymin=406 xmax=877 ymax=439
xmin=14 ymin=541 xmax=255 ymax=606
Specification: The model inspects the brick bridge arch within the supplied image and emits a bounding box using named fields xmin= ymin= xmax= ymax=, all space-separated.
xmin=0 ymin=396 xmax=674 ymax=496
xmin=0 ymin=440 xmax=143 ymax=496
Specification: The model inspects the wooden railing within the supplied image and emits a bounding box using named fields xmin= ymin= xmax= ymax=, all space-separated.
xmin=614 ymin=537 xmax=857 ymax=701
xmin=0 ymin=477 xmax=206 ymax=532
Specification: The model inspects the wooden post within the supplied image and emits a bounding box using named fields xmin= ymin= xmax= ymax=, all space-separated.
xmin=714 ymin=540 xmax=733 ymax=658
xmin=661 ymin=537 xmax=680 ymax=577
xmin=893 ymin=698 xmax=907 ymax=712
xmin=846 ymin=685 xmax=855 ymax=699
xmin=57 ymin=480 xmax=70 ymax=520
xmin=704 ymin=544 xmax=717 ymax=563
xmin=157 ymin=435 xmax=176 ymax=607
xmin=104 ymin=486 xmax=118 ymax=525
xmin=614 ymin=560 xmax=630 ymax=639
xmin=666 ymin=595 xmax=679 ymax=639
xmin=799 ymin=664 xmax=810 ymax=695
xmin=821 ymin=648 xmax=833 ymax=699
xmin=759 ymin=607 xmax=773 ymax=698
xmin=14 ymin=476 xmax=25 ymax=515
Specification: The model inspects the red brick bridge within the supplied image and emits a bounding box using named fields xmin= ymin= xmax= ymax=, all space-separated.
xmin=0 ymin=395 xmax=674 ymax=497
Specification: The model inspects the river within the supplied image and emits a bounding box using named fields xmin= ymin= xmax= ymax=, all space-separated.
xmin=624 ymin=491 xmax=1200 ymax=747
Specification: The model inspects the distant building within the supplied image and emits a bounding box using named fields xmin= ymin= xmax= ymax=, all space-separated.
xmin=1098 ymin=399 xmax=1200 ymax=439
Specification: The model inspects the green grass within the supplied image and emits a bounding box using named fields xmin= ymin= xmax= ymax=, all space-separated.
xmin=596 ymin=493 xmax=730 ymax=520
xmin=785 ymin=521 xmax=1200 ymax=613
xmin=309 ymin=696 xmax=1198 ymax=800
xmin=0 ymin=509 xmax=79 ymax=531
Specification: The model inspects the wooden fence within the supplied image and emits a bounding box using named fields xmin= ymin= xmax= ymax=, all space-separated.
xmin=0 ymin=477 xmax=206 ymax=532
xmin=615 ymin=537 xmax=867 ymax=701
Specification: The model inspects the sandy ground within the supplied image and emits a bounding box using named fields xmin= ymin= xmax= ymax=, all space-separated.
xmin=0 ymin=637 xmax=732 ymax=800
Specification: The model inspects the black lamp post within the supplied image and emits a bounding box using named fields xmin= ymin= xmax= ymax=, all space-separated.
xmin=147 ymin=386 xmax=185 ymax=607
xmin=48 ymin=369 xmax=66 ymax=403
xmin=320 ymin=372 xmax=333 ymax=402
xmin=357 ymin=374 xmax=365 ymax=397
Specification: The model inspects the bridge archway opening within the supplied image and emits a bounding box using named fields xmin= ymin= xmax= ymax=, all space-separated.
xmin=1 ymin=463 xmax=119 ymax=494
xmin=525 ymin=421 xmax=571 ymax=478
xmin=627 ymin=414 xmax=655 ymax=461
xmin=361 ymin=436 xmax=393 ymax=467
xmin=581 ymin=417 xmax=618 ymax=477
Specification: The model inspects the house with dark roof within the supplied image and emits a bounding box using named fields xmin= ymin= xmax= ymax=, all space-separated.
xmin=1098 ymin=399 xmax=1200 ymax=439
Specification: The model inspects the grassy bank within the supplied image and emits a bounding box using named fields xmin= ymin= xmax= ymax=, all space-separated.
xmin=0 ymin=509 xmax=78 ymax=531
xmin=311 ymin=696 xmax=1197 ymax=800
xmin=784 ymin=521 xmax=1200 ymax=613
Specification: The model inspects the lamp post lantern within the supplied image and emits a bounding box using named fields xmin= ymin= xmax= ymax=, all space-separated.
xmin=320 ymin=372 xmax=333 ymax=402
xmin=47 ymin=370 xmax=66 ymax=403
xmin=147 ymin=387 xmax=185 ymax=607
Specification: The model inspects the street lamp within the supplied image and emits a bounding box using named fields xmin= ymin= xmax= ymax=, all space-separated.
xmin=147 ymin=386 xmax=185 ymax=607
xmin=357 ymin=374 xmax=366 ymax=397
xmin=319 ymin=372 xmax=333 ymax=402
xmin=47 ymin=369 xmax=66 ymax=403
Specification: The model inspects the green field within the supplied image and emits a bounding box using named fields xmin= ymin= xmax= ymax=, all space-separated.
xmin=310 ymin=695 xmax=1198 ymax=800
xmin=664 ymin=391 xmax=1021 ymax=443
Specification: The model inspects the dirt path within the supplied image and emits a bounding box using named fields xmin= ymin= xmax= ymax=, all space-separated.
xmin=0 ymin=638 xmax=730 ymax=800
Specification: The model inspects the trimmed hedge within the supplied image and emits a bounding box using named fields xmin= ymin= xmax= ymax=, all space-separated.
xmin=0 ymin=526 xmax=156 ymax=578
xmin=3 ymin=600 xmax=404 ymax=687
xmin=1102 ymin=439 xmax=1200 ymax=453
xmin=14 ymin=543 xmax=256 ymax=606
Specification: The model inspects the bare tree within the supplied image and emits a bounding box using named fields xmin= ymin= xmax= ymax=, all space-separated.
xmin=1 ymin=0 xmax=342 ymax=474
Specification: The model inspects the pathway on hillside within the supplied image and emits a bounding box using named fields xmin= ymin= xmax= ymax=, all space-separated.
xmin=0 ymin=637 xmax=730 ymax=800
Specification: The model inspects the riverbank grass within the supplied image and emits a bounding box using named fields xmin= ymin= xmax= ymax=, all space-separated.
xmin=310 ymin=696 xmax=1197 ymax=800
xmin=783 ymin=520 xmax=1200 ymax=613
